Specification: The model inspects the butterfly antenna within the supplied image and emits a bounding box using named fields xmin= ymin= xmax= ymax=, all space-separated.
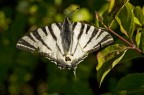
xmin=68 ymin=8 xmax=80 ymax=18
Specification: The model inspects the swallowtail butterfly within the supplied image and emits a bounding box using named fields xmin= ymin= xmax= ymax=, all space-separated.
xmin=16 ymin=17 xmax=114 ymax=71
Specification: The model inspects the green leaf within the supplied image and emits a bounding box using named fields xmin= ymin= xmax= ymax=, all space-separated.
xmin=135 ymin=30 xmax=142 ymax=48
xmin=115 ymin=2 xmax=135 ymax=38
xmin=140 ymin=29 xmax=144 ymax=53
xmin=96 ymin=44 xmax=127 ymax=86
xmin=134 ymin=17 xmax=142 ymax=26
xmin=108 ymin=0 xmax=115 ymax=13
xmin=134 ymin=6 xmax=144 ymax=25
xmin=108 ymin=0 xmax=128 ymax=17
xmin=96 ymin=44 xmax=127 ymax=70
xmin=115 ymin=16 xmax=128 ymax=37
xmin=142 ymin=7 xmax=144 ymax=15
xmin=117 ymin=73 xmax=144 ymax=94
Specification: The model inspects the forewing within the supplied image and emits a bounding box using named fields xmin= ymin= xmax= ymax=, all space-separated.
xmin=72 ymin=22 xmax=114 ymax=53
xmin=16 ymin=23 xmax=64 ymax=61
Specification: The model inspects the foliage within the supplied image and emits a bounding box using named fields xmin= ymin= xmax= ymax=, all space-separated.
xmin=96 ymin=0 xmax=144 ymax=87
xmin=0 ymin=0 xmax=144 ymax=95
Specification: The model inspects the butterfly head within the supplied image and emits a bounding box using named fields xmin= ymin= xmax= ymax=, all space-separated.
xmin=63 ymin=17 xmax=72 ymax=26
xmin=55 ymin=54 xmax=78 ymax=70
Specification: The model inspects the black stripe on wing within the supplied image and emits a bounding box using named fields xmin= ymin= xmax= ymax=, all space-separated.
xmin=32 ymin=30 xmax=51 ymax=50
xmin=41 ymin=26 xmax=48 ymax=36
xmin=55 ymin=23 xmax=61 ymax=30
xmin=16 ymin=39 xmax=37 ymax=51
xmin=83 ymin=28 xmax=98 ymax=48
xmin=27 ymin=33 xmax=36 ymax=42
xmin=77 ymin=24 xmax=85 ymax=39
xmin=85 ymin=25 xmax=90 ymax=34
xmin=98 ymin=33 xmax=114 ymax=48
xmin=48 ymin=25 xmax=57 ymax=41
xmin=93 ymin=30 xmax=114 ymax=48
xmin=72 ymin=22 xmax=77 ymax=30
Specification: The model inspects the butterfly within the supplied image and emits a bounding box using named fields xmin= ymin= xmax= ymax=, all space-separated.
xmin=16 ymin=17 xmax=114 ymax=71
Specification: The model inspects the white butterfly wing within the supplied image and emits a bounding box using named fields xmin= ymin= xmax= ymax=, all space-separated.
xmin=16 ymin=23 xmax=64 ymax=62
xmin=65 ymin=22 xmax=114 ymax=67
xmin=16 ymin=18 xmax=114 ymax=69
xmin=71 ymin=22 xmax=114 ymax=53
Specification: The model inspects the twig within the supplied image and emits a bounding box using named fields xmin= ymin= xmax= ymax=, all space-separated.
xmin=101 ymin=22 xmax=142 ymax=53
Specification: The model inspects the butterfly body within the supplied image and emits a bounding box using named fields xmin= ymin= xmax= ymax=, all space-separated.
xmin=61 ymin=17 xmax=73 ymax=54
xmin=16 ymin=17 xmax=114 ymax=70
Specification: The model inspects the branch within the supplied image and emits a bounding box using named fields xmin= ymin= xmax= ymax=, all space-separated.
xmin=102 ymin=22 xmax=142 ymax=53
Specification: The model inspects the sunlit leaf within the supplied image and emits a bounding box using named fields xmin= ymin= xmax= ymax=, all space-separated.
xmin=96 ymin=44 xmax=128 ymax=86
xmin=134 ymin=6 xmax=144 ymax=53
xmin=115 ymin=2 xmax=135 ymax=38
xmin=135 ymin=30 xmax=142 ymax=48
xmin=96 ymin=44 xmax=127 ymax=70
xmin=134 ymin=6 xmax=144 ymax=25
xmin=115 ymin=16 xmax=128 ymax=37
xmin=99 ymin=50 xmax=127 ymax=87
xmin=108 ymin=0 xmax=128 ymax=17
xmin=108 ymin=0 xmax=115 ymax=13
xmin=134 ymin=17 xmax=142 ymax=26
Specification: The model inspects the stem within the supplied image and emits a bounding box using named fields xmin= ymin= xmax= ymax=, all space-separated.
xmin=109 ymin=19 xmax=115 ymax=28
xmin=108 ymin=27 xmax=133 ymax=47
xmin=101 ymin=22 xmax=142 ymax=53
xmin=108 ymin=27 xmax=142 ymax=53
xmin=127 ymin=46 xmax=142 ymax=53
